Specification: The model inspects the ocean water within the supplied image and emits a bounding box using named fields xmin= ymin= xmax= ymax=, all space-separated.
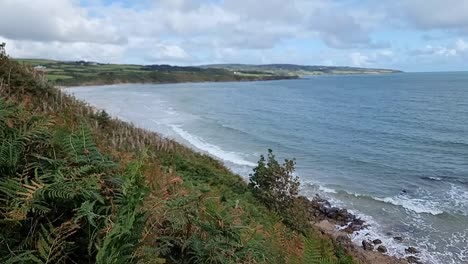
xmin=67 ymin=72 xmax=468 ymax=264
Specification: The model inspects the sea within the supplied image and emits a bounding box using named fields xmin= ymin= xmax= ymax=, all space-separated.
xmin=66 ymin=72 xmax=468 ymax=264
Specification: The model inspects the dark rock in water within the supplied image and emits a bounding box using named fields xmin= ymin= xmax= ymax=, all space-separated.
xmin=377 ymin=245 xmax=387 ymax=253
xmin=372 ymin=239 xmax=382 ymax=245
xmin=362 ymin=240 xmax=374 ymax=251
xmin=405 ymin=246 xmax=420 ymax=254
xmin=406 ymin=256 xmax=422 ymax=263
xmin=314 ymin=195 xmax=331 ymax=207
xmin=352 ymin=218 xmax=365 ymax=226
xmin=343 ymin=220 xmax=364 ymax=233
xmin=393 ymin=236 xmax=403 ymax=241
xmin=386 ymin=232 xmax=393 ymax=236
xmin=324 ymin=207 xmax=352 ymax=223
xmin=299 ymin=194 xmax=367 ymax=231
xmin=365 ymin=233 xmax=371 ymax=236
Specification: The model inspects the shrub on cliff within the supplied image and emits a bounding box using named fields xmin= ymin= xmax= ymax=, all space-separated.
xmin=249 ymin=150 xmax=317 ymax=233
xmin=249 ymin=149 xmax=300 ymax=212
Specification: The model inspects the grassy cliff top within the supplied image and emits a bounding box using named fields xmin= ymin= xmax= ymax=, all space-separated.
xmin=14 ymin=59 xmax=297 ymax=86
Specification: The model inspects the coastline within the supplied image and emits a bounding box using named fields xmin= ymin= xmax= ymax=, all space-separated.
xmin=315 ymin=220 xmax=409 ymax=264
xmin=54 ymin=71 xmax=402 ymax=88
xmin=64 ymin=83 xmax=417 ymax=264
xmin=64 ymin=82 xmax=426 ymax=264
xmin=302 ymin=195 xmax=415 ymax=264
xmin=53 ymin=74 xmax=299 ymax=87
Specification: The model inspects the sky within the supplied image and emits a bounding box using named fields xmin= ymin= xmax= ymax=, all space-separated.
xmin=1 ymin=0 xmax=468 ymax=72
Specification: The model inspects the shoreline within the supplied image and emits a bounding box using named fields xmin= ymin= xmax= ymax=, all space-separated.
xmin=302 ymin=195 xmax=418 ymax=264
xmin=55 ymin=70 xmax=403 ymax=88
xmin=54 ymin=74 xmax=299 ymax=87
xmin=65 ymin=83 xmax=423 ymax=264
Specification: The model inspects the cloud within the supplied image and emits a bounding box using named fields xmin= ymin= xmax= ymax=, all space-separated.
xmin=387 ymin=0 xmax=468 ymax=32
xmin=309 ymin=11 xmax=374 ymax=49
xmin=455 ymin=39 xmax=468 ymax=51
xmin=350 ymin=52 xmax=370 ymax=67
xmin=0 ymin=0 xmax=467 ymax=70
xmin=126 ymin=38 xmax=192 ymax=63
xmin=411 ymin=39 xmax=468 ymax=58
xmin=1 ymin=38 xmax=125 ymax=62
xmin=0 ymin=0 xmax=123 ymax=44
xmin=1 ymin=0 xmax=381 ymax=54
xmin=349 ymin=50 xmax=395 ymax=67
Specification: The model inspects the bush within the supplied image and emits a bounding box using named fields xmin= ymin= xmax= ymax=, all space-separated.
xmin=249 ymin=150 xmax=315 ymax=234
xmin=249 ymin=149 xmax=300 ymax=212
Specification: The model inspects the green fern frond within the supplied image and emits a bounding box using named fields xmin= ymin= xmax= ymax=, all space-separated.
xmin=95 ymin=157 xmax=148 ymax=264
xmin=0 ymin=138 xmax=22 ymax=172
xmin=303 ymin=238 xmax=323 ymax=264
xmin=17 ymin=116 xmax=51 ymax=146
xmin=0 ymin=250 xmax=39 ymax=264
xmin=35 ymin=222 xmax=78 ymax=264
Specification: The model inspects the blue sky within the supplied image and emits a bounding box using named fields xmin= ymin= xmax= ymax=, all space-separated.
xmin=1 ymin=0 xmax=468 ymax=72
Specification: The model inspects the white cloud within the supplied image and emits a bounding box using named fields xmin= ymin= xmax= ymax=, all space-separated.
xmin=455 ymin=39 xmax=468 ymax=51
xmin=0 ymin=0 xmax=122 ymax=44
xmin=395 ymin=0 xmax=468 ymax=31
xmin=411 ymin=39 xmax=468 ymax=58
xmin=0 ymin=0 xmax=467 ymax=70
xmin=350 ymin=52 xmax=370 ymax=67
xmin=349 ymin=50 xmax=396 ymax=67
xmin=0 ymin=0 xmax=384 ymax=62
xmin=2 ymin=38 xmax=125 ymax=62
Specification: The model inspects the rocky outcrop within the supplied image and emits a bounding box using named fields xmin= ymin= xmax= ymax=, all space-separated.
xmin=405 ymin=247 xmax=420 ymax=254
xmin=362 ymin=240 xmax=374 ymax=251
xmin=377 ymin=245 xmax=388 ymax=253
xmin=305 ymin=195 xmax=410 ymax=264
xmin=372 ymin=239 xmax=382 ymax=245
xmin=299 ymin=195 xmax=364 ymax=227
xmin=315 ymin=220 xmax=409 ymax=264
xmin=406 ymin=256 xmax=422 ymax=263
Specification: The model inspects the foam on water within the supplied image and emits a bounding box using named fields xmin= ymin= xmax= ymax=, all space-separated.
xmin=169 ymin=124 xmax=257 ymax=167
xmin=302 ymin=183 xmax=422 ymax=262
xmin=308 ymin=184 xmax=447 ymax=216
xmin=349 ymin=212 xmax=444 ymax=264
xmin=309 ymin=188 xmax=444 ymax=263
xmin=447 ymin=184 xmax=468 ymax=216
xmin=318 ymin=185 xmax=338 ymax=194
xmin=373 ymin=196 xmax=444 ymax=215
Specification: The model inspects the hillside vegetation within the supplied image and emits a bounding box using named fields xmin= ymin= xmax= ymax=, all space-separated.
xmin=2 ymin=45 xmax=353 ymax=263
xmin=14 ymin=59 xmax=296 ymax=86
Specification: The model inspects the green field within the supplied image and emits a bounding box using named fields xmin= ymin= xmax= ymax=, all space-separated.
xmin=15 ymin=59 xmax=296 ymax=86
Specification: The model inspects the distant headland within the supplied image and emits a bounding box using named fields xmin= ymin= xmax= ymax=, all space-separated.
xmin=15 ymin=58 xmax=401 ymax=87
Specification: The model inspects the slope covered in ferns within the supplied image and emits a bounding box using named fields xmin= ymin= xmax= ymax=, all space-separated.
xmin=0 ymin=44 xmax=353 ymax=264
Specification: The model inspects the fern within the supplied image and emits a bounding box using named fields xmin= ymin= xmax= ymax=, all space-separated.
xmin=35 ymin=222 xmax=78 ymax=264
xmin=303 ymin=237 xmax=339 ymax=264
xmin=96 ymin=157 xmax=148 ymax=264
xmin=0 ymin=250 xmax=37 ymax=264
xmin=0 ymin=138 xmax=22 ymax=173
xmin=63 ymin=124 xmax=99 ymax=164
